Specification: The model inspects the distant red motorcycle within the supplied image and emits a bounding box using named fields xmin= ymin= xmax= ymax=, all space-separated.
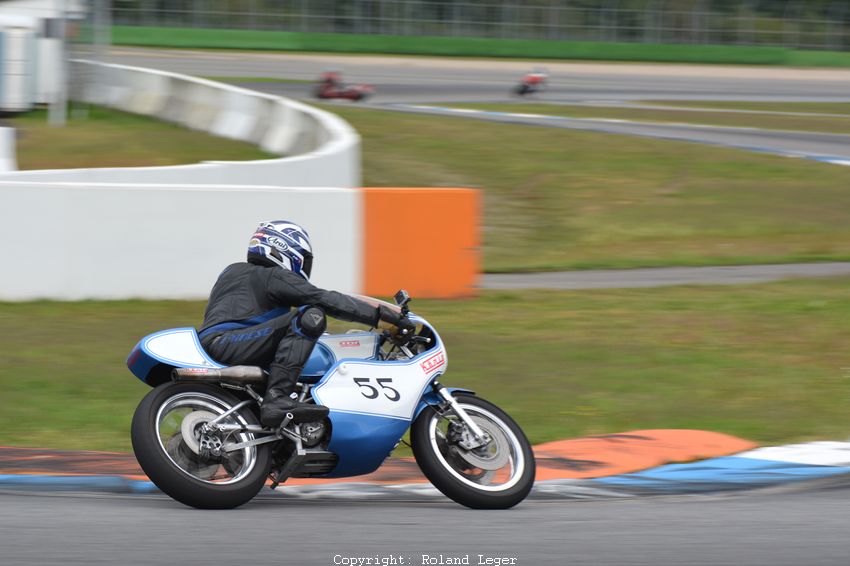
xmin=314 ymin=71 xmax=374 ymax=102
xmin=514 ymin=69 xmax=548 ymax=96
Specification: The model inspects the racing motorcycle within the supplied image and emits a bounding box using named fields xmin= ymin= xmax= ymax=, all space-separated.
xmin=313 ymin=72 xmax=374 ymax=102
xmin=514 ymin=69 xmax=548 ymax=96
xmin=127 ymin=291 xmax=535 ymax=510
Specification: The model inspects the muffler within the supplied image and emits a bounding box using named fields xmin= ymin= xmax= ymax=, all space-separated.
xmin=172 ymin=366 xmax=267 ymax=386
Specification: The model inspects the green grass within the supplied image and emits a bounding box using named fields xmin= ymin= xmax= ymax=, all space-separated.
xmin=111 ymin=26 xmax=850 ymax=67
xmin=644 ymin=101 xmax=850 ymax=116
xmin=326 ymin=104 xmax=850 ymax=273
xmin=2 ymin=277 xmax=849 ymax=452
xmin=451 ymin=102 xmax=850 ymax=135
xmin=10 ymin=106 xmax=275 ymax=170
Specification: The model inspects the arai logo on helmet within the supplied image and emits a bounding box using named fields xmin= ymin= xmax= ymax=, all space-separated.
xmin=266 ymin=236 xmax=289 ymax=251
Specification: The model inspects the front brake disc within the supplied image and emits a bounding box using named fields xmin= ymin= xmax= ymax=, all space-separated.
xmin=454 ymin=417 xmax=511 ymax=471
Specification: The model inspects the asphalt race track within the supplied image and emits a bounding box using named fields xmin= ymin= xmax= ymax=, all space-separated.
xmin=3 ymin=480 xmax=850 ymax=566
xmin=104 ymin=47 xmax=850 ymax=104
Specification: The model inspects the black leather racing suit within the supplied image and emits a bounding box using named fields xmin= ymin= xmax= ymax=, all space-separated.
xmin=198 ymin=262 xmax=399 ymax=397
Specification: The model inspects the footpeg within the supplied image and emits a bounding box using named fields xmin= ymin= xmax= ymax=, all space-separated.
xmin=276 ymin=413 xmax=295 ymax=437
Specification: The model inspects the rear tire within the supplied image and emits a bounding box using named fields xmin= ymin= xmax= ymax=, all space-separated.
xmin=411 ymin=393 xmax=535 ymax=509
xmin=131 ymin=382 xmax=271 ymax=509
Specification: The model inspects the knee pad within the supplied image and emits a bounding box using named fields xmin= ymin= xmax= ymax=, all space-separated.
xmin=292 ymin=306 xmax=327 ymax=340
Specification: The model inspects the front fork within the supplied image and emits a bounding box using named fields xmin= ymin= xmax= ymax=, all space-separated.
xmin=432 ymin=381 xmax=490 ymax=449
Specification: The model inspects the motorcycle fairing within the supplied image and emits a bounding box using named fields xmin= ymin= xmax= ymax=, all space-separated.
xmin=321 ymin=387 xmax=472 ymax=478
xmin=127 ymin=327 xmax=224 ymax=385
xmin=312 ymin=355 xmax=444 ymax=421
xmin=311 ymin=318 xmax=447 ymax=421
xmin=319 ymin=412 xmax=412 ymax=477
xmin=313 ymin=317 xmax=449 ymax=476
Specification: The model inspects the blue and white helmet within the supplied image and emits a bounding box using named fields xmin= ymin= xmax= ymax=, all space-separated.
xmin=247 ymin=220 xmax=314 ymax=279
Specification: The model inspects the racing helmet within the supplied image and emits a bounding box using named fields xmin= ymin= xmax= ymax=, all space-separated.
xmin=247 ymin=220 xmax=314 ymax=279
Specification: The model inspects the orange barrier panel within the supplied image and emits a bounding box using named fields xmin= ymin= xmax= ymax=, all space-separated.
xmin=362 ymin=188 xmax=480 ymax=299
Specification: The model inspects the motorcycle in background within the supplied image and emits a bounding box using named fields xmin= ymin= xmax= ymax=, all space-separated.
xmin=515 ymin=68 xmax=548 ymax=96
xmin=314 ymin=70 xmax=374 ymax=102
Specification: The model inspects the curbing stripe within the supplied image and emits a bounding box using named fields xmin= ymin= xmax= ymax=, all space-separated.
xmin=594 ymin=456 xmax=850 ymax=492
xmin=735 ymin=441 xmax=850 ymax=466
xmin=0 ymin=474 xmax=159 ymax=494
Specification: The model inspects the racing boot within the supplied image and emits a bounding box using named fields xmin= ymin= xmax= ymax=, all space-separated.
xmin=261 ymin=389 xmax=329 ymax=427
xmin=261 ymin=305 xmax=330 ymax=427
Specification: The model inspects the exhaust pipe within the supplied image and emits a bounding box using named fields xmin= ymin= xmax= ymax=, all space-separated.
xmin=172 ymin=366 xmax=267 ymax=386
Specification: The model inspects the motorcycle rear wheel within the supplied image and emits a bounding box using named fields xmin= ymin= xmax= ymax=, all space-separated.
xmin=411 ymin=393 xmax=535 ymax=509
xmin=131 ymin=382 xmax=271 ymax=509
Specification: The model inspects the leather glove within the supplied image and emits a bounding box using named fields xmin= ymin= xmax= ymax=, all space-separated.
xmin=375 ymin=305 xmax=416 ymax=344
xmin=376 ymin=305 xmax=402 ymax=329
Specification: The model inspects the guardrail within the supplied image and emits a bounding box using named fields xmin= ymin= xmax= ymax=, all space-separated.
xmin=0 ymin=60 xmax=360 ymax=187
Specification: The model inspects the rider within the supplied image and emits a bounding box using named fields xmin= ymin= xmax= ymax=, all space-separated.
xmin=198 ymin=220 xmax=415 ymax=427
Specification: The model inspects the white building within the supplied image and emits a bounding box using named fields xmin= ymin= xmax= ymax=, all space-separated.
xmin=0 ymin=0 xmax=87 ymax=111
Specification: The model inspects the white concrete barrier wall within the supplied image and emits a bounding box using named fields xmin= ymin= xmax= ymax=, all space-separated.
xmin=0 ymin=182 xmax=362 ymax=301
xmin=0 ymin=60 xmax=360 ymax=188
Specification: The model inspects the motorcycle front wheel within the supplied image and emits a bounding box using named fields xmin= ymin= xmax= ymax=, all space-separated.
xmin=131 ymin=382 xmax=271 ymax=509
xmin=411 ymin=393 xmax=535 ymax=509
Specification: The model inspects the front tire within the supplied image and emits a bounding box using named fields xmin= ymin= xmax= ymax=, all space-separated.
xmin=411 ymin=393 xmax=535 ymax=509
xmin=131 ymin=382 xmax=271 ymax=509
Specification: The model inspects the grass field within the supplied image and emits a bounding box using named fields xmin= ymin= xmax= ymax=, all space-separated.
xmin=9 ymin=106 xmax=274 ymax=170
xmin=2 ymin=277 xmax=849 ymax=452
xmin=326 ymin=104 xmax=850 ymax=273
xmin=110 ymin=26 xmax=850 ymax=67
xmin=450 ymin=102 xmax=850 ymax=135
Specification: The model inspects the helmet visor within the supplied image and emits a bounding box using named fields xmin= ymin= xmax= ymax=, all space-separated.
xmin=302 ymin=252 xmax=314 ymax=279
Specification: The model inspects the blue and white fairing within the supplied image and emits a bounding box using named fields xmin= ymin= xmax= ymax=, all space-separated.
xmin=127 ymin=328 xmax=225 ymax=385
xmin=311 ymin=314 xmax=448 ymax=477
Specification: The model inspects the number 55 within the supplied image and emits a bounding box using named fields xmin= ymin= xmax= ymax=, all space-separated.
xmin=354 ymin=377 xmax=400 ymax=402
